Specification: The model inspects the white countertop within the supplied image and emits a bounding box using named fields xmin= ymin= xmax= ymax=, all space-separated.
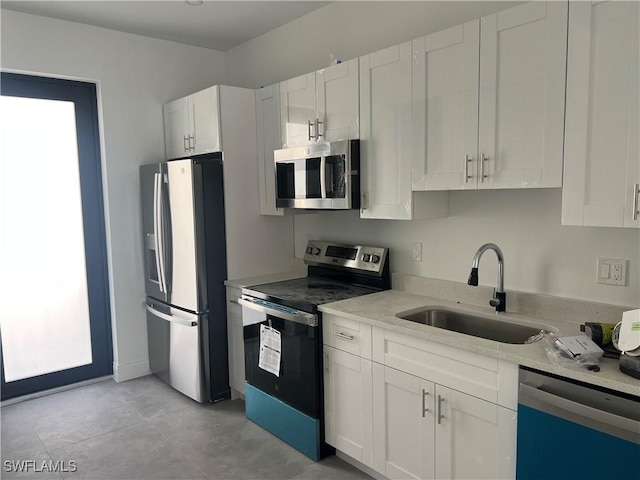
xmin=319 ymin=289 xmax=640 ymax=397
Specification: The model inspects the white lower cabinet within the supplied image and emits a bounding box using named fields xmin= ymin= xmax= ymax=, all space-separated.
xmin=323 ymin=316 xmax=517 ymax=480
xmin=372 ymin=363 xmax=435 ymax=479
xmin=226 ymin=286 xmax=244 ymax=397
xmin=372 ymin=364 xmax=516 ymax=480
xmin=323 ymin=345 xmax=373 ymax=467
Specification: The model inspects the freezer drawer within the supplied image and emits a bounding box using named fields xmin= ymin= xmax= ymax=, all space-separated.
xmin=146 ymin=300 xmax=204 ymax=402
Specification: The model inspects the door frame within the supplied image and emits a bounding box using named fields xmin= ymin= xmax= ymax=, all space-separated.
xmin=0 ymin=72 xmax=113 ymax=400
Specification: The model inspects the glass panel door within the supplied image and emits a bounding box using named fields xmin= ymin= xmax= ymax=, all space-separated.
xmin=0 ymin=73 xmax=112 ymax=400
xmin=0 ymin=96 xmax=93 ymax=382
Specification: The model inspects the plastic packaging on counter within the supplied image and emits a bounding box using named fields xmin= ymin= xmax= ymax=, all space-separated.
xmin=542 ymin=333 xmax=604 ymax=369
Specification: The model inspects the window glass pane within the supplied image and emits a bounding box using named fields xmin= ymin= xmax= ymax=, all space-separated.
xmin=0 ymin=96 xmax=93 ymax=382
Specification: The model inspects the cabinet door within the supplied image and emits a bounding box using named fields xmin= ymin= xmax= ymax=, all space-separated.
xmin=562 ymin=1 xmax=640 ymax=228
xmin=189 ymin=86 xmax=221 ymax=155
xmin=280 ymin=72 xmax=316 ymax=147
xmin=435 ymin=386 xmax=516 ymax=480
xmin=412 ymin=21 xmax=479 ymax=191
xmin=255 ymin=85 xmax=284 ymax=216
xmin=316 ymin=59 xmax=360 ymax=143
xmin=372 ymin=363 xmax=435 ymax=479
xmin=478 ymin=1 xmax=567 ymax=189
xmin=323 ymin=346 xmax=373 ymax=467
xmin=226 ymin=287 xmax=244 ymax=396
xmin=163 ymin=97 xmax=190 ymax=160
xmin=359 ymin=42 xmax=414 ymax=219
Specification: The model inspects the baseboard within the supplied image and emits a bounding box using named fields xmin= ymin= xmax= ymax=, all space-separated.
xmin=1 ymin=376 xmax=112 ymax=407
xmin=336 ymin=450 xmax=388 ymax=480
xmin=112 ymin=359 xmax=150 ymax=382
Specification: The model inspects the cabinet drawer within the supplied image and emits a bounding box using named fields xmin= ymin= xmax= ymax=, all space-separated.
xmin=372 ymin=327 xmax=517 ymax=409
xmin=323 ymin=314 xmax=372 ymax=359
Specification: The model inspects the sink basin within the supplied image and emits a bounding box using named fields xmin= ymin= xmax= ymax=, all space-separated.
xmin=396 ymin=308 xmax=547 ymax=344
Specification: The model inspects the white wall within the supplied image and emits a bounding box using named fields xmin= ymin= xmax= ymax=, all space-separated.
xmin=1 ymin=9 xmax=227 ymax=381
xmin=225 ymin=1 xmax=522 ymax=88
xmin=225 ymin=1 xmax=640 ymax=308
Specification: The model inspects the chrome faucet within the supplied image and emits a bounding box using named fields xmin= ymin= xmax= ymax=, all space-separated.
xmin=467 ymin=243 xmax=506 ymax=313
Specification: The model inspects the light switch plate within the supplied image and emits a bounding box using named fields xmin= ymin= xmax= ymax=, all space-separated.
xmin=597 ymin=257 xmax=628 ymax=286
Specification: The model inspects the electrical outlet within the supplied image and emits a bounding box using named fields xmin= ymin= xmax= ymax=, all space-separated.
xmin=597 ymin=257 xmax=628 ymax=286
xmin=411 ymin=242 xmax=422 ymax=262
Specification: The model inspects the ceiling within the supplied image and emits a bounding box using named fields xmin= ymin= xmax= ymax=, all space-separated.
xmin=0 ymin=1 xmax=332 ymax=51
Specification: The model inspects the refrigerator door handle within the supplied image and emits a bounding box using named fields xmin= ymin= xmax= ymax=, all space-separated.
xmin=153 ymin=173 xmax=166 ymax=293
xmin=146 ymin=304 xmax=198 ymax=327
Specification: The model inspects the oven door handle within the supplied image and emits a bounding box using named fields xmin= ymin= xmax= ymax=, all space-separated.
xmin=238 ymin=296 xmax=318 ymax=327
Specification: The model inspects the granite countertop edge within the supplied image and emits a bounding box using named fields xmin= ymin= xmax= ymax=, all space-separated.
xmin=318 ymin=289 xmax=640 ymax=397
xmin=225 ymin=271 xmax=306 ymax=289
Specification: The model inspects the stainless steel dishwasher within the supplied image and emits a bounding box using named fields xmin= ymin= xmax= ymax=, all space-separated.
xmin=517 ymin=367 xmax=640 ymax=480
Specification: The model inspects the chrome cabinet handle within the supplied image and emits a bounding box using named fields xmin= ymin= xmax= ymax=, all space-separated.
xmin=465 ymin=154 xmax=473 ymax=183
xmin=633 ymin=183 xmax=639 ymax=221
xmin=480 ymin=153 xmax=488 ymax=182
xmin=188 ymin=135 xmax=195 ymax=150
xmin=316 ymin=118 xmax=323 ymax=139
xmin=308 ymin=120 xmax=314 ymax=141
xmin=183 ymin=135 xmax=189 ymax=152
xmin=361 ymin=192 xmax=367 ymax=213
xmin=334 ymin=332 xmax=354 ymax=341
xmin=422 ymin=389 xmax=430 ymax=417
xmin=437 ymin=395 xmax=445 ymax=424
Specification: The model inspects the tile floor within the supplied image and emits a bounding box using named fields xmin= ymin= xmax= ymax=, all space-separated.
xmin=1 ymin=376 xmax=372 ymax=480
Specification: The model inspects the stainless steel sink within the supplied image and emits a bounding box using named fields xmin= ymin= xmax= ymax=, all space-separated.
xmin=396 ymin=308 xmax=547 ymax=344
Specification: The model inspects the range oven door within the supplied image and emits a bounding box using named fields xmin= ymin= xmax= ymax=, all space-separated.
xmin=239 ymin=295 xmax=321 ymax=418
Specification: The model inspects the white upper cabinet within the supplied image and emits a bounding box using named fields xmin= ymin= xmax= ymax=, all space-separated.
xmin=280 ymin=59 xmax=359 ymax=148
xmin=412 ymin=21 xmax=480 ymax=191
xmin=412 ymin=1 xmax=568 ymax=191
xmin=163 ymin=86 xmax=221 ymax=159
xmin=479 ymin=1 xmax=567 ymax=190
xmin=361 ymin=43 xmax=449 ymax=220
xmin=255 ymin=85 xmax=284 ymax=216
xmin=562 ymin=1 xmax=640 ymax=228
xmin=317 ymin=59 xmax=360 ymax=143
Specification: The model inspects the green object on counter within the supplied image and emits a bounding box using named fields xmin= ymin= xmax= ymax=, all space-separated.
xmin=580 ymin=322 xmax=617 ymax=346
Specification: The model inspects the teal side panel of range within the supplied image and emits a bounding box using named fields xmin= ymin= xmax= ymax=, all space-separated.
xmin=244 ymin=382 xmax=320 ymax=461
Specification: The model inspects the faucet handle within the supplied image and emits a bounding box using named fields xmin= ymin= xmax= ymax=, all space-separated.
xmin=490 ymin=291 xmax=507 ymax=313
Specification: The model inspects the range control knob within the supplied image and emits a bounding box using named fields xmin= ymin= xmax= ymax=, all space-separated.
xmin=370 ymin=254 xmax=381 ymax=264
xmin=306 ymin=246 xmax=313 ymax=254
xmin=362 ymin=253 xmax=371 ymax=262
xmin=313 ymin=247 xmax=321 ymax=255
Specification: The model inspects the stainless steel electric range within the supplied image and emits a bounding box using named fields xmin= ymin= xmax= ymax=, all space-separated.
xmin=239 ymin=240 xmax=390 ymax=460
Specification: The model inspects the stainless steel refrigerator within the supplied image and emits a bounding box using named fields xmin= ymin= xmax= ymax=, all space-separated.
xmin=140 ymin=154 xmax=229 ymax=403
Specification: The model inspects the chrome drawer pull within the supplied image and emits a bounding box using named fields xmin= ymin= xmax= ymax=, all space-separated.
xmin=334 ymin=332 xmax=355 ymax=341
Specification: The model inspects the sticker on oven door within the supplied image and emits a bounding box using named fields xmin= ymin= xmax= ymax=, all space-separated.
xmin=258 ymin=324 xmax=281 ymax=377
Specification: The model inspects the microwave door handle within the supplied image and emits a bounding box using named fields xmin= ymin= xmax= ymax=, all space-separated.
xmin=153 ymin=173 xmax=165 ymax=293
xmin=320 ymin=156 xmax=326 ymax=199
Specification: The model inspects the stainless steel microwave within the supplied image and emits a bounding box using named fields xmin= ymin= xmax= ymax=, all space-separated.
xmin=274 ymin=140 xmax=360 ymax=210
